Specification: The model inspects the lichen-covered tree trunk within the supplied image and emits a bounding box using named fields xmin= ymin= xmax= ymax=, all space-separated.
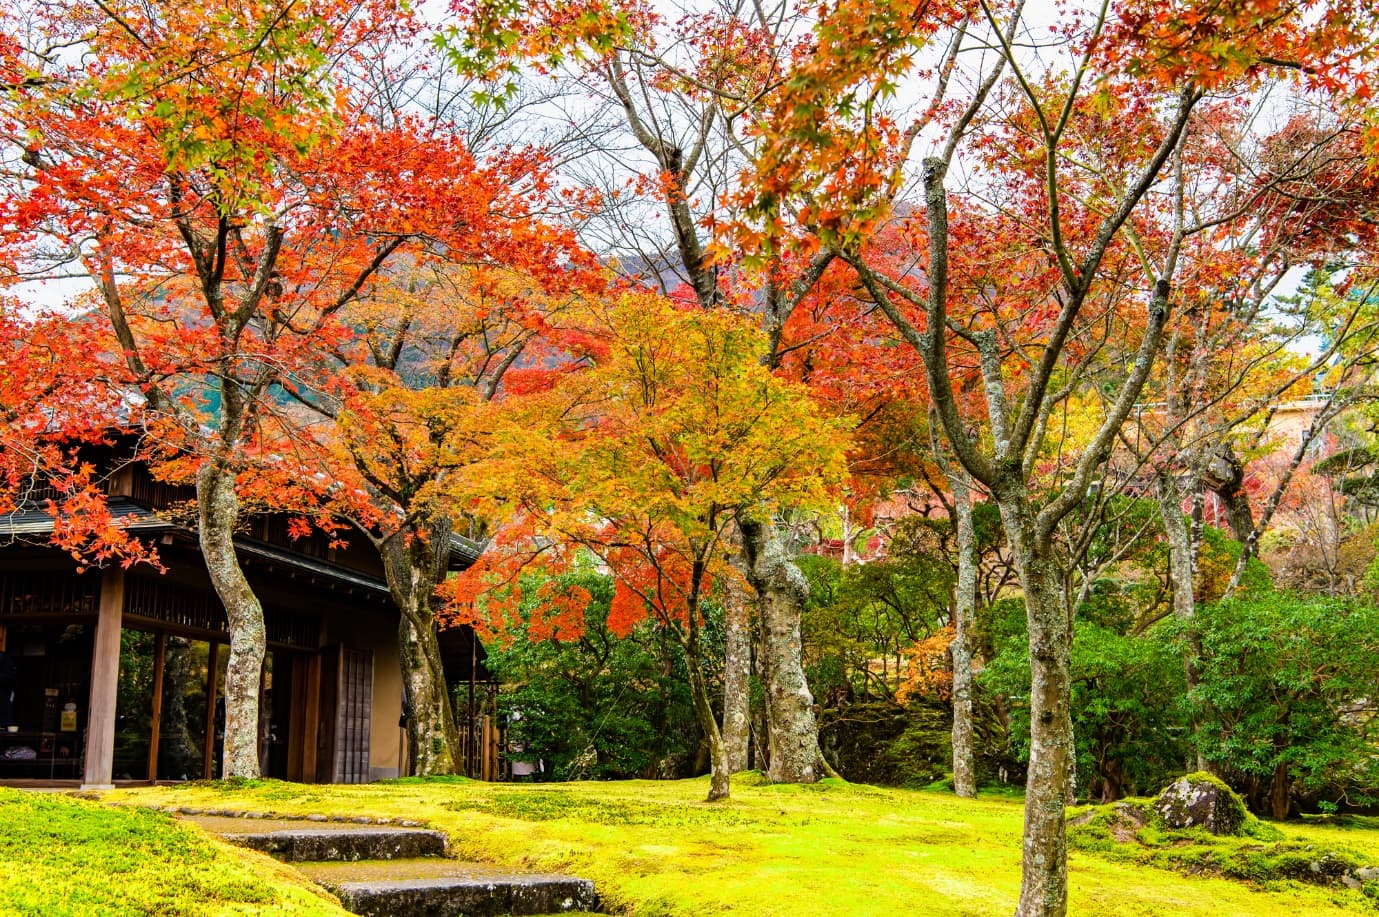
xmin=751 ymin=645 xmax=770 ymax=772
xmin=949 ymin=470 xmax=978 ymax=799
xmin=381 ymin=531 xmax=460 ymax=777
xmin=1156 ymin=470 xmax=1206 ymax=770
xmin=197 ymin=461 xmax=265 ymax=779
xmin=740 ymin=518 xmax=820 ymax=785
xmin=1157 ymin=471 xmax=1197 ymax=628
xmin=1204 ymin=446 xmax=1254 ymax=545
xmin=723 ymin=580 xmax=752 ymax=773
xmin=999 ymin=495 xmax=1074 ymax=917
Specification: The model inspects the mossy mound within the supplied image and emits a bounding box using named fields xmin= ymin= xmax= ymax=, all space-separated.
xmin=1069 ymin=788 xmax=1379 ymax=896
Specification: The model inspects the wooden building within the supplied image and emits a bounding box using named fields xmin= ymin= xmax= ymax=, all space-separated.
xmin=0 ymin=456 xmax=492 ymax=788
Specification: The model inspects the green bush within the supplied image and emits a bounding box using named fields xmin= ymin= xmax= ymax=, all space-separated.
xmin=1184 ymin=593 xmax=1379 ymax=816
xmin=984 ymin=618 xmax=1191 ymax=801
xmin=483 ymin=569 xmax=704 ymax=780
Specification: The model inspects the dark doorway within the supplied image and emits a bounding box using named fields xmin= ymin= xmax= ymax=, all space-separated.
xmin=0 ymin=622 xmax=90 ymax=780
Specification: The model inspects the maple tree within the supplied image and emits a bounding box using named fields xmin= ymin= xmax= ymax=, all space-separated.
xmin=447 ymin=0 xmax=863 ymax=786
xmin=728 ymin=0 xmax=1379 ymax=911
xmin=446 ymin=292 xmax=849 ymax=799
xmin=0 ymin=0 xmax=590 ymax=777
xmin=321 ymin=257 xmax=600 ymax=775
xmin=0 ymin=304 xmax=156 ymax=567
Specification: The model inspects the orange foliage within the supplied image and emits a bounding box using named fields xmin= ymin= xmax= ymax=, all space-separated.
xmin=897 ymin=625 xmax=955 ymax=703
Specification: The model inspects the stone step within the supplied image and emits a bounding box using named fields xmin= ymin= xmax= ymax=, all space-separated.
xmin=309 ymin=861 xmax=598 ymax=917
xmin=219 ymin=826 xmax=448 ymax=862
xmin=182 ymin=812 xmax=600 ymax=914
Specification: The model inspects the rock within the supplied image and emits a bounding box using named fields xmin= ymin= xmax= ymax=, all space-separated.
xmin=1153 ymin=773 xmax=1248 ymax=836
xmin=1356 ymin=866 xmax=1379 ymax=881
xmin=1343 ymin=873 xmax=1363 ymax=890
xmin=1311 ymin=854 xmax=1349 ymax=879
xmin=306 ymin=813 xmax=327 ymax=822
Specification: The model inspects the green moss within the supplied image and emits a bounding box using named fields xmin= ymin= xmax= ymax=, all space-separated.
xmin=0 ymin=788 xmax=343 ymax=916
xmin=444 ymin=789 xmax=757 ymax=827
xmin=1070 ymin=793 xmax=1375 ymax=896
xmin=382 ymin=774 xmax=476 ymax=786
xmin=105 ymin=776 xmax=1379 ymax=915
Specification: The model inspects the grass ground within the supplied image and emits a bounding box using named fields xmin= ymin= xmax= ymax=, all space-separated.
xmin=97 ymin=775 xmax=1379 ymax=916
xmin=0 ymin=787 xmax=344 ymax=916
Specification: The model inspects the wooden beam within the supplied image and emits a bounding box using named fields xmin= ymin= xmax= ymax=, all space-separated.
xmin=203 ymin=642 xmax=219 ymax=779
xmin=146 ymin=631 xmax=166 ymax=781
xmin=83 ymin=569 xmax=124 ymax=788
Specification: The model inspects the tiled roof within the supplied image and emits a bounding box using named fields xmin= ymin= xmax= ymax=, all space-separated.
xmin=234 ymin=538 xmax=392 ymax=596
xmin=0 ymin=497 xmax=177 ymax=539
xmin=1 ymin=498 xmax=484 ymax=588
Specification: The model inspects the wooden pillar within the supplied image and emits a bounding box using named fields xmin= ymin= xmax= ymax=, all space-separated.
xmin=83 ymin=569 xmax=124 ymax=788
xmin=468 ymin=629 xmax=477 ymax=777
xmin=203 ymin=642 xmax=219 ymax=779
xmin=299 ymin=653 xmax=321 ymax=783
xmin=146 ymin=632 xmax=166 ymax=782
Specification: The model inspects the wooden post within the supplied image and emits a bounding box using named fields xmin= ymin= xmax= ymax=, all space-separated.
xmin=146 ymin=632 xmax=166 ymax=782
xmin=482 ymin=715 xmax=496 ymax=782
xmin=203 ymin=642 xmax=219 ymax=779
xmin=300 ymin=653 xmax=321 ymax=782
xmin=468 ymin=629 xmax=477 ymax=778
xmin=83 ymin=569 xmax=124 ymax=788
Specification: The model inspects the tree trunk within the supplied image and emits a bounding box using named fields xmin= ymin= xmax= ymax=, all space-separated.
xmin=197 ymin=462 xmax=266 ymax=779
xmin=685 ymin=614 xmax=731 ymax=800
xmin=381 ymin=531 xmax=460 ymax=777
xmin=1204 ymin=447 xmax=1254 ymax=545
xmin=999 ymin=496 xmax=1074 ymax=917
xmin=751 ymin=643 xmax=770 ymax=772
xmin=950 ymin=470 xmax=978 ymax=799
xmin=740 ymin=517 xmax=820 ymax=785
xmin=1156 ymin=471 xmax=1206 ymax=770
xmin=1270 ymin=762 xmax=1291 ymax=820
xmin=723 ymin=579 xmax=752 ymax=773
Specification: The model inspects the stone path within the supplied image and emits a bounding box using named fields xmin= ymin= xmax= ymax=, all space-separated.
xmin=176 ymin=810 xmax=599 ymax=917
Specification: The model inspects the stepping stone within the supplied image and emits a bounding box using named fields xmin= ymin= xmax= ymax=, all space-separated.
xmin=219 ymin=826 xmax=448 ymax=862
xmin=302 ymin=859 xmax=597 ymax=916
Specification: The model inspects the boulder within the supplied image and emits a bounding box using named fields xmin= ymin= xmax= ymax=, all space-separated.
xmin=1153 ymin=773 xmax=1248 ymax=836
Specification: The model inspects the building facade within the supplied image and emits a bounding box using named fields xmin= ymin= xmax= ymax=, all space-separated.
xmin=0 ymin=455 xmax=487 ymax=787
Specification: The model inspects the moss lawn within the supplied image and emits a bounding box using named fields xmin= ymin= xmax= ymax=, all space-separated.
xmin=93 ymin=775 xmax=1379 ymax=916
xmin=0 ymin=787 xmax=345 ymax=916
